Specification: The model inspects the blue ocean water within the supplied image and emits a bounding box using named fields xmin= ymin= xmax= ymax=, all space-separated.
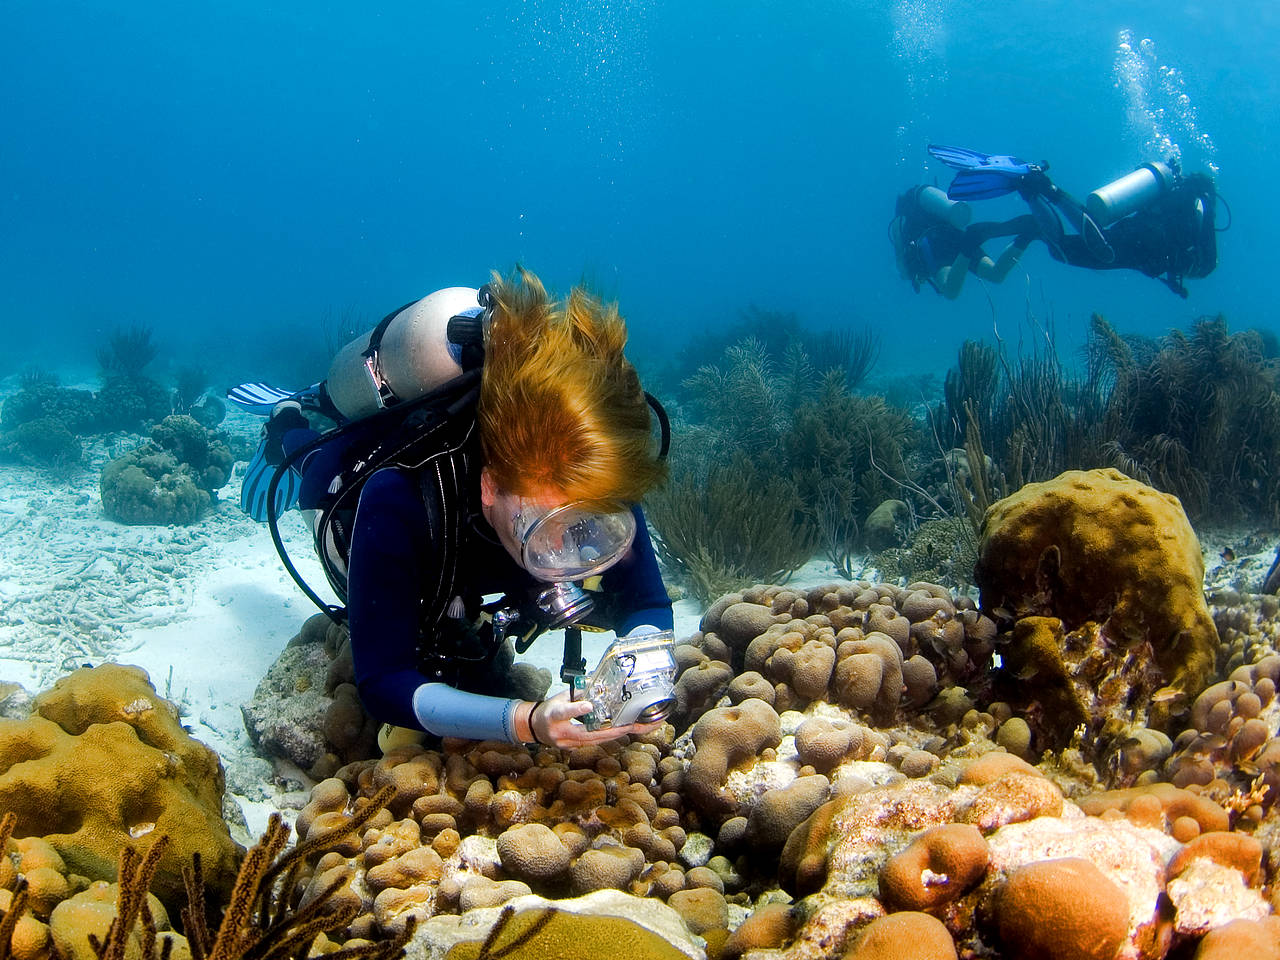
xmin=2 ymin=0 xmax=1274 ymax=387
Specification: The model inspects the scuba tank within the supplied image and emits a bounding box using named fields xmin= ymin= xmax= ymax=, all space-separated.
xmin=916 ymin=185 xmax=972 ymax=230
xmin=325 ymin=286 xmax=481 ymax=421
xmin=1085 ymin=161 xmax=1176 ymax=227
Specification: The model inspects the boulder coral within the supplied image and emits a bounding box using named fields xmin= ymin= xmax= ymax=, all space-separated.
xmin=0 ymin=664 xmax=239 ymax=911
xmin=976 ymin=468 xmax=1218 ymax=729
xmin=843 ymin=910 xmax=958 ymax=960
xmin=991 ymin=858 xmax=1129 ymax=960
xmin=99 ymin=414 xmax=233 ymax=525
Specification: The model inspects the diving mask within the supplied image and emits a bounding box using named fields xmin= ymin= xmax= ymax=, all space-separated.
xmin=509 ymin=497 xmax=637 ymax=581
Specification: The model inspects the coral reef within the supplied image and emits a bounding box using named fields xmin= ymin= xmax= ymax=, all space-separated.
xmin=0 ymin=417 xmax=82 ymax=470
xmin=4 ymin=561 xmax=1280 ymax=960
xmin=10 ymin=437 xmax=1280 ymax=960
xmin=99 ymin=414 xmax=233 ymax=525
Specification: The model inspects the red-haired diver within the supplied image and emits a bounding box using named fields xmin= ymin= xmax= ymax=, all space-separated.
xmin=230 ymin=269 xmax=673 ymax=751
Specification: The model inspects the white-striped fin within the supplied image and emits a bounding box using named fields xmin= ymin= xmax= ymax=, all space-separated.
xmin=226 ymin=382 xmax=299 ymax=414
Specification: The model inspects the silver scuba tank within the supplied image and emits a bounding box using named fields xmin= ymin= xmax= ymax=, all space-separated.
xmin=1085 ymin=161 xmax=1175 ymax=227
xmin=325 ymin=287 xmax=480 ymax=421
xmin=917 ymin=185 xmax=972 ymax=230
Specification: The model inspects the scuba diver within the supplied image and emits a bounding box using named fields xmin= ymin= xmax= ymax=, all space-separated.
xmin=228 ymin=268 xmax=676 ymax=752
xmin=890 ymin=184 xmax=1038 ymax=299
xmin=927 ymin=144 xmax=1221 ymax=298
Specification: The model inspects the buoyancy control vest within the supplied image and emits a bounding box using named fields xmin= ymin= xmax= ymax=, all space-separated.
xmin=268 ymin=286 xmax=672 ymax=641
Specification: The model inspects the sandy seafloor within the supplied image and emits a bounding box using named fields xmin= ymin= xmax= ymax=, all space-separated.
xmin=1 ymin=398 xmax=1277 ymax=848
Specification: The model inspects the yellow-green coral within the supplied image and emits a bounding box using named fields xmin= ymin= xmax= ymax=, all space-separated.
xmin=0 ymin=664 xmax=240 ymax=911
xmin=445 ymin=904 xmax=693 ymax=960
xmin=976 ymin=468 xmax=1217 ymax=722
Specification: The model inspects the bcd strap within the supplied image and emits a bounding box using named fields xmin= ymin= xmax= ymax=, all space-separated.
xmin=360 ymin=300 xmax=421 ymax=409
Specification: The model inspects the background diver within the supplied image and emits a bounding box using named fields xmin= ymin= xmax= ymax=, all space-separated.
xmin=928 ymin=144 xmax=1222 ymax=298
xmin=890 ymin=184 xmax=1037 ymax=299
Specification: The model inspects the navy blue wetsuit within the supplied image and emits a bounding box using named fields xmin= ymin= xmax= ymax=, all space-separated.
xmin=284 ymin=425 xmax=673 ymax=734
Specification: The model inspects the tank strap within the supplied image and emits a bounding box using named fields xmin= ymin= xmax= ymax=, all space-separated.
xmin=411 ymin=432 xmax=477 ymax=672
xmin=360 ymin=299 xmax=424 ymax=408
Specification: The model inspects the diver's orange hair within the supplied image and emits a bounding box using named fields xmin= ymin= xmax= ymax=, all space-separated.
xmin=478 ymin=267 xmax=665 ymax=505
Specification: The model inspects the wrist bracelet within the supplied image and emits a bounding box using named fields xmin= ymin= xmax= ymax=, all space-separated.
xmin=527 ymin=700 xmax=545 ymax=746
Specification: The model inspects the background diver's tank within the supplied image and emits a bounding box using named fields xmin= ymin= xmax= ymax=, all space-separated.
xmin=325 ymin=286 xmax=480 ymax=421
xmin=917 ymin=184 xmax=971 ymax=229
xmin=1085 ymin=161 xmax=1175 ymax=227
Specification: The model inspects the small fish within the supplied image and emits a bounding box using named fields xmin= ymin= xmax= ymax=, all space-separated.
xmin=1221 ymin=547 xmax=1236 ymax=563
xmin=1151 ymin=686 xmax=1185 ymax=704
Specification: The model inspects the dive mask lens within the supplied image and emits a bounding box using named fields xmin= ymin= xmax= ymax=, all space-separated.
xmin=514 ymin=501 xmax=637 ymax=581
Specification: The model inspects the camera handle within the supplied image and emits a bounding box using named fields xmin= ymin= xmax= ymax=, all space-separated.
xmin=560 ymin=626 xmax=587 ymax=685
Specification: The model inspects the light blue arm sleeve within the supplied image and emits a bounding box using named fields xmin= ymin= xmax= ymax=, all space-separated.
xmin=412 ymin=683 xmax=526 ymax=743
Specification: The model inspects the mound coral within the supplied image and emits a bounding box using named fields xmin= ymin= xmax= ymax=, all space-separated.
xmin=100 ymin=414 xmax=233 ymax=525
xmin=976 ymin=468 xmax=1218 ymax=734
xmin=684 ymin=580 xmax=996 ymax=733
xmin=0 ymin=416 xmax=81 ymax=470
xmin=991 ymin=858 xmax=1128 ymax=960
xmin=0 ymin=664 xmax=239 ymax=913
xmin=0 ymin=380 xmax=100 ymax=435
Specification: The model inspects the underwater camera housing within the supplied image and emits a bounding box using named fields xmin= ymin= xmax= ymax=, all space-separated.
xmin=571 ymin=629 xmax=678 ymax=730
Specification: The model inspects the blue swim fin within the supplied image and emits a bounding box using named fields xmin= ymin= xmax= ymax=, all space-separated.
xmin=928 ymin=144 xmax=1043 ymax=200
xmin=240 ymin=439 xmax=303 ymax=522
xmin=227 ymin=382 xmax=322 ymax=416
xmin=946 ymin=169 xmax=1029 ymax=201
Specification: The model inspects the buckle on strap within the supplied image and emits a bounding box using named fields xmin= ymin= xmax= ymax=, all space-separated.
xmin=361 ymin=351 xmax=399 ymax=410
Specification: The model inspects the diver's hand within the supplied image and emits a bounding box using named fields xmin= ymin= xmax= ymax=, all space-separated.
xmin=520 ymin=691 xmax=662 ymax=749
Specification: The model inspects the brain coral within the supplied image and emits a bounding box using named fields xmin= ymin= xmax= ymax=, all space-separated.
xmin=0 ymin=664 xmax=239 ymax=910
xmin=975 ymin=468 xmax=1217 ymax=724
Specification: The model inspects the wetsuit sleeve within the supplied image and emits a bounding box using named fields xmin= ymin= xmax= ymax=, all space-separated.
xmin=598 ymin=506 xmax=674 ymax=634
xmin=346 ymin=468 xmax=431 ymax=730
xmin=345 ymin=468 xmax=533 ymax=742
